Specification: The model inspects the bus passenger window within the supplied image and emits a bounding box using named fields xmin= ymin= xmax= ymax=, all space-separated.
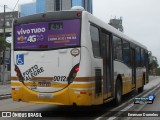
xmin=113 ymin=36 xmax=122 ymax=61
xmin=136 ymin=47 xmax=141 ymax=67
xmin=141 ymin=49 xmax=145 ymax=67
xmin=90 ymin=25 xmax=101 ymax=57
xmin=122 ymin=40 xmax=130 ymax=66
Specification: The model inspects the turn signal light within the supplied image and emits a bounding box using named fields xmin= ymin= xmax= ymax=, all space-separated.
xmin=75 ymin=66 xmax=80 ymax=72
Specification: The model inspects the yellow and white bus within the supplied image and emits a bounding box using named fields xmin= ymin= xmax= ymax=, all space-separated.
xmin=11 ymin=9 xmax=149 ymax=106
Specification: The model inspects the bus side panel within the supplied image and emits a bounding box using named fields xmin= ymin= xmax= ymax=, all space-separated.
xmin=136 ymin=68 xmax=144 ymax=89
xmin=114 ymin=61 xmax=132 ymax=95
xmin=68 ymin=48 xmax=93 ymax=106
xmin=90 ymin=55 xmax=103 ymax=105
xmin=67 ymin=14 xmax=96 ymax=106
xmin=11 ymin=82 xmax=23 ymax=101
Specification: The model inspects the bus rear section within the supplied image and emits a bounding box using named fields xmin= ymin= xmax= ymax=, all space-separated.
xmin=11 ymin=11 xmax=93 ymax=106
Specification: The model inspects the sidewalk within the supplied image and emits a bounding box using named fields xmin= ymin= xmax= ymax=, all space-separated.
xmin=0 ymin=84 xmax=11 ymax=96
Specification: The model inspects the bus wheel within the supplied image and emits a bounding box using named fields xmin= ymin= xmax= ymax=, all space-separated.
xmin=115 ymin=79 xmax=122 ymax=106
xmin=138 ymin=86 xmax=144 ymax=93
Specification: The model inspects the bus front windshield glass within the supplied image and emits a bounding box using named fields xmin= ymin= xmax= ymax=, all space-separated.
xmin=14 ymin=19 xmax=80 ymax=49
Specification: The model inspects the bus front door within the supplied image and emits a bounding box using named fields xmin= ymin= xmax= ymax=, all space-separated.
xmin=101 ymin=30 xmax=113 ymax=100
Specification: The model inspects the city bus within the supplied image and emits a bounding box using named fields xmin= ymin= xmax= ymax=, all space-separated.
xmin=11 ymin=9 xmax=149 ymax=106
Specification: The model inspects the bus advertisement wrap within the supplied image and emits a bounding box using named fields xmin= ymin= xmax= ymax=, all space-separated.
xmin=14 ymin=19 xmax=80 ymax=49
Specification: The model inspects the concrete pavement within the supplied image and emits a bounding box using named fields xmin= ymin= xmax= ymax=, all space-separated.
xmin=0 ymin=84 xmax=11 ymax=96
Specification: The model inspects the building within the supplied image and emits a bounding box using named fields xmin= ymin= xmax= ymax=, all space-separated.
xmin=0 ymin=47 xmax=11 ymax=84
xmin=19 ymin=0 xmax=93 ymax=17
xmin=109 ymin=17 xmax=124 ymax=32
xmin=19 ymin=2 xmax=36 ymax=17
xmin=36 ymin=0 xmax=46 ymax=14
xmin=0 ymin=11 xmax=18 ymax=37
xmin=72 ymin=0 xmax=92 ymax=13
xmin=0 ymin=10 xmax=16 ymax=84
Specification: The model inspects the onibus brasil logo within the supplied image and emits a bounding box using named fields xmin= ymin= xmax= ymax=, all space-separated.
xmin=134 ymin=94 xmax=155 ymax=104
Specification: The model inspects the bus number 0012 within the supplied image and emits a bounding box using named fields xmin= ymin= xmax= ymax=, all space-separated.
xmin=54 ymin=76 xmax=66 ymax=82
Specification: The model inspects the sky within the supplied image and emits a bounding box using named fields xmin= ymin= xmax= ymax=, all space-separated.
xmin=0 ymin=0 xmax=160 ymax=65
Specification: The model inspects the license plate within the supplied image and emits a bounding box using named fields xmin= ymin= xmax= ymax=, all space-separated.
xmin=38 ymin=82 xmax=51 ymax=87
xmin=38 ymin=93 xmax=53 ymax=98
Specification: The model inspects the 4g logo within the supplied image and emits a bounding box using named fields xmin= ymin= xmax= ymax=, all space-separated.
xmin=27 ymin=35 xmax=36 ymax=42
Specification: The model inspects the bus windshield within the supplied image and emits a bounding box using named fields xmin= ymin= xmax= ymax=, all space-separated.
xmin=14 ymin=19 xmax=81 ymax=50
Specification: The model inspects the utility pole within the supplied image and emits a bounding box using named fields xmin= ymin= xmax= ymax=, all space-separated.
xmin=3 ymin=5 xmax=6 ymax=40
xmin=2 ymin=5 xmax=7 ymax=84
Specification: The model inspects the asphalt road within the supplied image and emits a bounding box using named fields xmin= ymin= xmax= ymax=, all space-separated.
xmin=123 ymin=81 xmax=160 ymax=120
xmin=0 ymin=98 xmax=115 ymax=120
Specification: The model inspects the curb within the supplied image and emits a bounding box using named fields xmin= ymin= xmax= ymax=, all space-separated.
xmin=0 ymin=94 xmax=11 ymax=100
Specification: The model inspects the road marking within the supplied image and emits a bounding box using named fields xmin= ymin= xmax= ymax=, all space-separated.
xmin=95 ymin=80 xmax=160 ymax=120
xmin=107 ymin=117 xmax=117 ymax=120
xmin=120 ymin=103 xmax=134 ymax=111
xmin=122 ymin=83 xmax=160 ymax=120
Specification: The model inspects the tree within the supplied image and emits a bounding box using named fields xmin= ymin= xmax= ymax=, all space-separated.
xmin=0 ymin=36 xmax=11 ymax=64
xmin=150 ymin=58 xmax=159 ymax=68
xmin=149 ymin=55 xmax=159 ymax=75
xmin=157 ymin=68 xmax=160 ymax=76
xmin=0 ymin=36 xmax=5 ymax=52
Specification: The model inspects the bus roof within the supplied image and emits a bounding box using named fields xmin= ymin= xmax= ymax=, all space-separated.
xmin=14 ymin=10 xmax=147 ymax=50
xmin=84 ymin=11 xmax=147 ymax=50
xmin=13 ymin=11 xmax=82 ymax=26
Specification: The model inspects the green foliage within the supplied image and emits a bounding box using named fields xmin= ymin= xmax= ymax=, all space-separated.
xmin=0 ymin=36 xmax=11 ymax=52
xmin=152 ymin=59 xmax=159 ymax=68
xmin=0 ymin=36 xmax=5 ymax=52
xmin=157 ymin=68 xmax=160 ymax=76
xmin=6 ymin=41 xmax=11 ymax=48
xmin=0 ymin=36 xmax=11 ymax=65
xmin=149 ymin=55 xmax=159 ymax=76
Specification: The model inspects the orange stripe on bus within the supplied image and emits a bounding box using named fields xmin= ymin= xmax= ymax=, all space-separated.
xmin=11 ymin=76 xmax=96 ymax=82
xmin=11 ymin=77 xmax=18 ymax=80
xmin=11 ymin=76 xmax=53 ymax=81
xmin=74 ymin=77 xmax=95 ymax=82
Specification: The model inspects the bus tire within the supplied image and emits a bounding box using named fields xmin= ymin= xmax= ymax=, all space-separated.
xmin=138 ymin=86 xmax=144 ymax=93
xmin=115 ymin=79 xmax=122 ymax=106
